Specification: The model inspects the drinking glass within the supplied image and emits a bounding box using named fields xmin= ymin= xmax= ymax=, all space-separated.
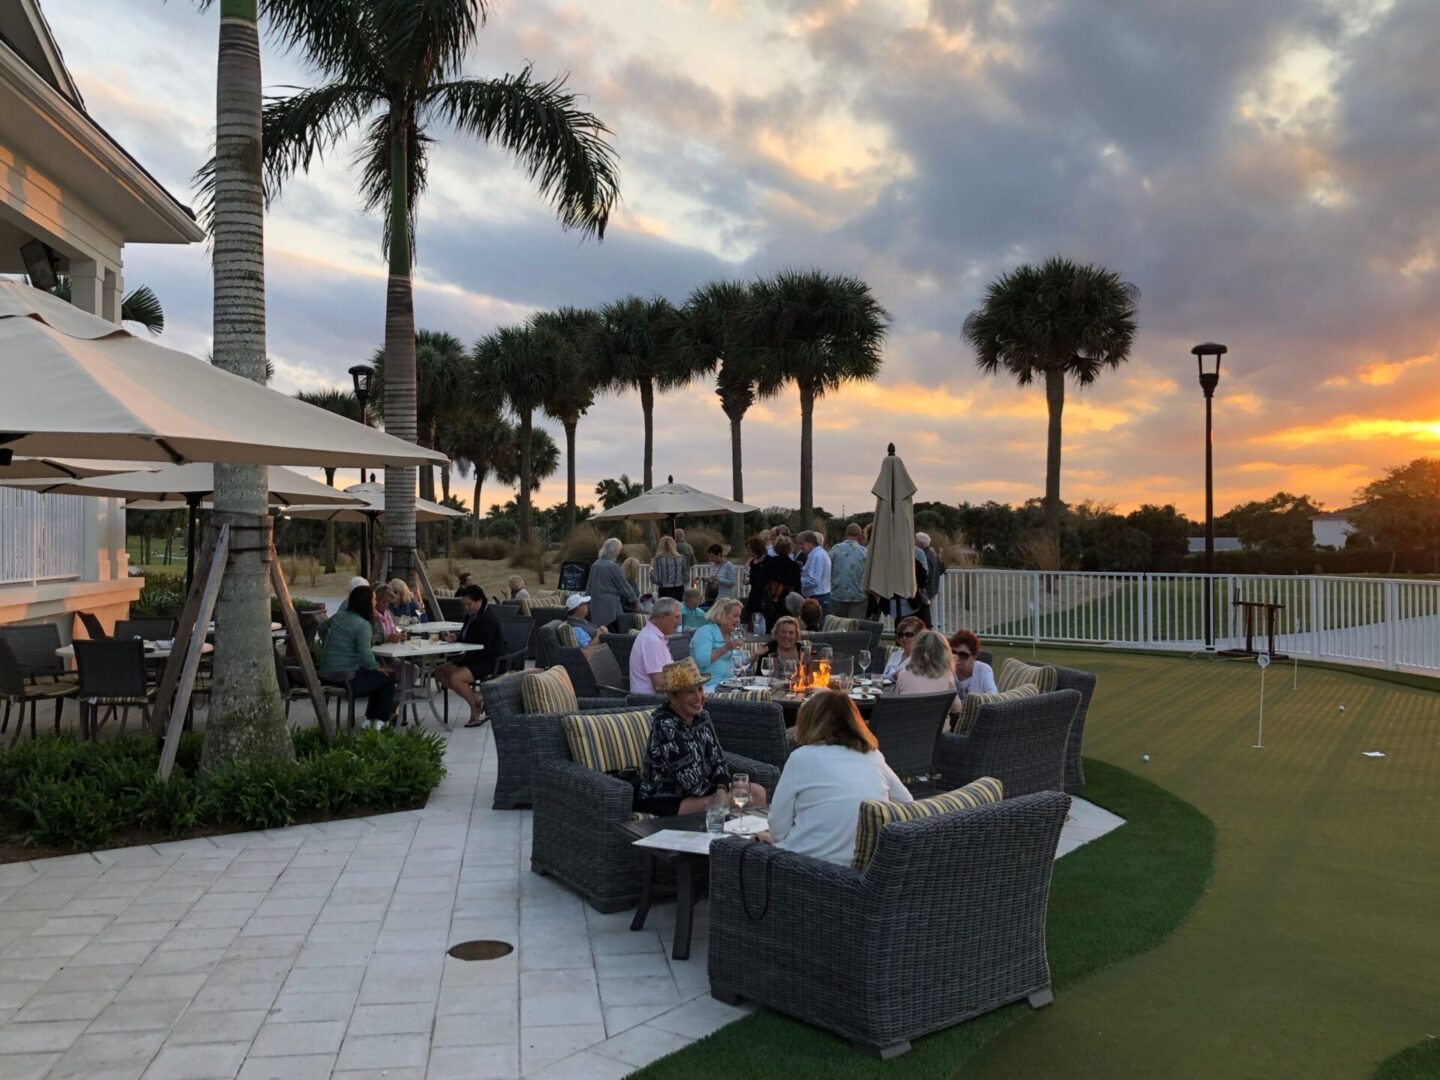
xmin=760 ymin=656 xmax=775 ymax=682
xmin=831 ymin=655 xmax=854 ymax=693
xmin=731 ymin=649 xmax=750 ymax=678
xmin=706 ymin=805 xmax=726 ymax=834
xmin=730 ymin=773 xmax=750 ymax=824
xmin=857 ymin=649 xmax=872 ymax=677
xmin=752 ymin=614 xmax=767 ymax=636
xmin=818 ymin=644 xmax=833 ymax=662
xmin=780 ymin=659 xmax=797 ymax=685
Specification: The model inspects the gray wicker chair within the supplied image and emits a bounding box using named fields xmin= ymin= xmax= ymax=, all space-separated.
xmin=114 ymin=618 xmax=177 ymax=642
xmin=801 ymin=631 xmax=871 ymax=661
xmin=708 ymin=790 xmax=1071 ymax=1057
xmin=867 ymin=692 xmax=953 ymax=784
xmin=527 ymin=606 xmax=568 ymax=659
xmin=477 ymin=671 xmax=626 ymax=809
xmin=936 ymin=689 xmax=1078 ymax=797
xmin=667 ymin=632 xmax=694 ymax=661
xmin=73 ymin=639 xmax=154 ymax=739
xmin=528 ymin=711 xmax=781 ymax=912
xmin=584 ymin=645 xmax=629 ymax=697
xmin=605 ymin=632 xmax=638 ymax=677
xmin=1026 ymin=661 xmax=1096 ymax=794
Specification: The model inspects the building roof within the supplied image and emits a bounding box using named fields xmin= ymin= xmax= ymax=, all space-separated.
xmin=1310 ymin=504 xmax=1366 ymax=522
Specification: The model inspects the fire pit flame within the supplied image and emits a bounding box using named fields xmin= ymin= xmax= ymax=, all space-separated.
xmin=789 ymin=659 xmax=831 ymax=693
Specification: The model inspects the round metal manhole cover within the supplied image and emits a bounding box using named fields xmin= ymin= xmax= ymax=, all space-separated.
xmin=447 ymin=940 xmax=514 ymax=961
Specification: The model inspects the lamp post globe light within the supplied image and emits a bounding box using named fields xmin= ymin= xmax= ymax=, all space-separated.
xmin=1191 ymin=342 xmax=1227 ymax=650
xmin=348 ymin=363 xmax=375 ymax=578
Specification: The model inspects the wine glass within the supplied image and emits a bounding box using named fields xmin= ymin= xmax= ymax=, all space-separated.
xmin=780 ymin=659 xmax=797 ymax=685
xmin=760 ymin=656 xmax=775 ymax=683
xmin=731 ymin=649 xmax=750 ymax=679
xmin=730 ymin=773 xmax=751 ymax=826
xmin=857 ymin=650 xmax=872 ymax=680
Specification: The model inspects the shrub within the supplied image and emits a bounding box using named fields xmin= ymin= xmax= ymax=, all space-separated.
xmin=12 ymin=774 xmax=117 ymax=848
xmin=454 ymin=536 xmax=510 ymax=560
xmin=283 ymin=556 xmax=321 ymax=586
xmin=508 ymin=539 xmax=543 ymax=570
xmin=133 ymin=572 xmax=185 ymax=618
xmin=681 ymin=525 xmax=724 ymax=556
xmin=561 ymin=524 xmax=603 ymax=562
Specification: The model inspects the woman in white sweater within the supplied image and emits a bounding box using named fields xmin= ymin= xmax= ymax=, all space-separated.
xmin=760 ymin=690 xmax=912 ymax=865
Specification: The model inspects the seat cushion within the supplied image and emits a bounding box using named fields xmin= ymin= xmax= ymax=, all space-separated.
xmin=953 ymin=682 xmax=1041 ymax=735
xmin=561 ymin=710 xmax=654 ymax=773
xmin=997 ymin=657 xmax=1059 ymax=694
xmin=711 ymin=688 xmax=773 ymax=702
xmin=520 ymin=665 xmax=580 ymax=716
xmin=555 ymin=623 xmax=578 ymax=648
xmin=852 ymin=776 xmax=1005 ymax=870
xmin=822 ymin=615 xmax=860 ymax=632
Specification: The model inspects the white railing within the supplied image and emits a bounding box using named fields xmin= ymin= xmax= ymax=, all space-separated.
xmin=935 ymin=568 xmax=1440 ymax=677
xmin=0 ymin=488 xmax=85 ymax=586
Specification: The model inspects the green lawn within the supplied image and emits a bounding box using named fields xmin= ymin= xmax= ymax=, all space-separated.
xmin=1375 ymin=1039 xmax=1440 ymax=1079
xmin=633 ymin=646 xmax=1440 ymax=1079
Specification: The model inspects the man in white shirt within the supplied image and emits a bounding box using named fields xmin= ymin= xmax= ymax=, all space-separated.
xmin=798 ymin=532 xmax=832 ymax=616
xmin=630 ymin=597 xmax=683 ymax=693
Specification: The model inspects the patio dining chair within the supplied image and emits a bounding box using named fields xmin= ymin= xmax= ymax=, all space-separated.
xmin=73 ymin=639 xmax=154 ymax=739
xmin=0 ymin=624 xmax=77 ymax=686
xmin=114 ymin=618 xmax=178 ymax=642
xmin=1 ymin=638 xmax=75 ymax=745
xmin=77 ymin=611 xmax=108 ymax=641
xmin=867 ymin=691 xmax=954 ymax=789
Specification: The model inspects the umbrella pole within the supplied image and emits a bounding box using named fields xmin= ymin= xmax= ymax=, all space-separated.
xmin=185 ymin=494 xmax=200 ymax=593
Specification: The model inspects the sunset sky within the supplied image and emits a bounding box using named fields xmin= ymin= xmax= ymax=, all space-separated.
xmin=44 ymin=0 xmax=1440 ymax=519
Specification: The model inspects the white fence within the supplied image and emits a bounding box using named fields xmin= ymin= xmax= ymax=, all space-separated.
xmin=0 ymin=488 xmax=85 ymax=585
xmin=935 ymin=568 xmax=1440 ymax=677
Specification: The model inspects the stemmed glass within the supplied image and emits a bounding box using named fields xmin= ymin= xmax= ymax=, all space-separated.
xmin=759 ymin=656 xmax=775 ymax=684
xmin=780 ymin=659 xmax=797 ymax=686
xmin=857 ymin=650 xmax=872 ymax=681
xmin=730 ymin=773 xmax=751 ymax=829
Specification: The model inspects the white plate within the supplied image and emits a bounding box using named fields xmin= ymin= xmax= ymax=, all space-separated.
xmin=723 ymin=816 xmax=766 ymax=837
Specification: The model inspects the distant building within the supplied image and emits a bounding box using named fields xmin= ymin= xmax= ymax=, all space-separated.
xmin=1187 ymin=537 xmax=1242 ymax=555
xmin=1310 ymin=506 xmax=1362 ymax=549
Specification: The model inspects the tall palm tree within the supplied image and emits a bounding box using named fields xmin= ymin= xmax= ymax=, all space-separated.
xmin=441 ymin=406 xmax=515 ymax=524
xmin=50 ymin=275 xmax=166 ymax=334
xmin=296 ymin=388 xmax=364 ymax=572
xmin=964 ymin=257 xmax=1139 ymax=542
xmin=252 ymin=2 xmax=619 ymax=583
xmin=495 ymin=428 xmax=560 ymax=499
xmin=473 ymin=323 xmax=561 ymax=543
xmin=535 ymin=307 xmax=599 ymax=536
xmin=750 ymin=270 xmax=891 ymax=528
xmin=595 ymin=474 xmax=643 ymax=510
xmin=680 ymin=281 xmax=767 ymax=553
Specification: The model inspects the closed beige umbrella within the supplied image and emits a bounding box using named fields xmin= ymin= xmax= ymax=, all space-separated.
xmin=0 ymin=282 xmax=444 ymax=469
xmin=862 ymin=444 xmax=918 ymax=611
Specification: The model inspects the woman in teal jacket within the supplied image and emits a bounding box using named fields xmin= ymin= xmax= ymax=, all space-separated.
xmin=319 ymin=585 xmax=396 ymax=727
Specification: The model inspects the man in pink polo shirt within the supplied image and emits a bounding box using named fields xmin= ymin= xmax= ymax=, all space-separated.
xmin=629 ymin=597 xmax=683 ymax=693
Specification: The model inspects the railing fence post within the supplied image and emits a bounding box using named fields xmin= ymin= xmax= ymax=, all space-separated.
xmin=1383 ymin=579 xmax=1398 ymax=671
xmin=1309 ymin=577 xmax=1323 ymax=660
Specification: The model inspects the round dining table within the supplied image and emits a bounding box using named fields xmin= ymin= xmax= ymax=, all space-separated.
xmin=56 ymin=642 xmax=213 ymax=662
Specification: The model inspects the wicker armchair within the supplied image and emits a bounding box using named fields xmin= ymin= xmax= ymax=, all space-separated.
xmin=527 ymin=606 xmax=568 ymax=659
xmin=477 ymin=671 xmax=628 ymax=809
xmin=1026 ymin=661 xmax=1096 ymax=794
xmin=528 ymin=712 xmax=781 ymax=912
xmin=437 ymin=596 xmax=465 ymax=621
xmin=620 ymin=692 xmax=789 ymax=770
xmin=605 ymin=632 xmax=638 ymax=676
xmin=73 ymin=639 xmax=154 ymax=739
xmin=936 ymin=689 xmax=1078 ymax=797
xmin=801 ymin=631 xmax=871 ymax=661
xmin=114 ymin=618 xmax=177 ymax=641
xmin=708 ymin=790 xmax=1070 ymax=1057
xmin=867 ymin=692 xmax=953 ymax=784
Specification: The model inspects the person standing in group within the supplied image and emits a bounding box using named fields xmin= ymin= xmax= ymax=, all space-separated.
xmin=708 ymin=543 xmax=738 ymax=599
xmin=742 ymin=536 xmax=769 ymax=626
xmin=674 ymin=528 xmax=695 ymax=576
xmin=916 ymin=532 xmax=946 ymax=630
xmin=759 ymin=535 xmax=803 ymax=628
xmin=651 ymin=536 xmax=688 ymax=601
xmin=799 ymin=531 xmax=832 ymax=616
xmin=585 ymin=537 xmax=639 ymax=632
xmin=828 ymin=523 xmax=868 ymax=620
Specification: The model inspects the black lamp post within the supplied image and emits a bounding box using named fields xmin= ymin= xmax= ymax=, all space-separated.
xmin=348 ymin=364 xmax=375 ymax=578
xmin=1192 ymin=342 xmax=1227 ymax=650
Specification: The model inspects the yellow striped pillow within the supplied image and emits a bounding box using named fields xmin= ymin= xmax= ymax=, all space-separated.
xmin=822 ymin=615 xmax=860 ymax=632
xmin=562 ymin=710 xmax=654 ymax=773
xmin=851 ymin=776 xmax=1004 ymax=870
xmin=520 ymin=665 xmax=579 ymax=716
xmin=516 ymin=596 xmax=533 ymax=616
xmin=953 ymin=682 xmax=1041 ymax=735
xmin=997 ymin=657 xmax=1059 ymax=694
xmin=712 ymin=689 xmax=773 ymax=703
xmin=555 ymin=623 xmax=578 ymax=648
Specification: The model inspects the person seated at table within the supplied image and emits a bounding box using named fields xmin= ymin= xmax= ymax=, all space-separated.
xmin=708 ymin=543 xmax=738 ymax=599
xmin=701 ymin=579 xmax=720 ymax=611
xmin=371 ymin=585 xmax=404 ymax=645
xmin=895 ymin=629 xmax=960 ymax=721
xmin=630 ymin=597 xmax=682 ymax=693
xmin=690 ymin=598 xmax=746 ymax=690
xmin=387 ymin=578 xmax=426 ymax=622
xmin=636 ymin=658 xmax=768 ymax=816
xmin=882 ymin=616 xmax=925 ymax=677
xmin=564 ymin=593 xmax=606 ymax=651
xmin=798 ymin=597 xmax=824 ymax=633
xmin=759 ymin=689 xmax=911 ymax=864
xmin=680 ymin=587 xmax=708 ymax=632
xmin=507 ymin=575 xmax=531 ymax=602
xmin=759 ymin=615 xmax=804 ymax=670
xmin=319 ymin=585 xmax=396 ymax=729
xmin=950 ymin=629 xmax=997 ymax=699
xmin=434 ymin=585 xmax=505 ymax=728
xmin=334 ymin=575 xmax=370 ymax=615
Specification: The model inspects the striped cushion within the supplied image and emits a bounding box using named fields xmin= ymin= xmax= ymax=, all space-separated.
xmin=997 ymin=657 xmax=1059 ymax=694
xmin=555 ymin=623 xmax=578 ymax=648
xmin=953 ymin=683 xmax=1040 ymax=735
xmin=562 ymin=710 xmax=654 ymax=773
xmin=852 ymin=776 xmax=1004 ymax=870
xmin=629 ymin=613 xmax=650 ymax=631
xmin=712 ymin=689 xmax=773 ymax=703
xmin=823 ymin=615 xmax=860 ymax=632
xmin=520 ymin=665 xmax=579 ymax=716
xmin=515 ymin=597 xmax=533 ymax=616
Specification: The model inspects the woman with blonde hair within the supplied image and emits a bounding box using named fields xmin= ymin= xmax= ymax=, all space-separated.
xmin=650 ymin=535 xmax=687 ymax=602
xmin=882 ymin=615 xmax=925 ymax=677
xmin=760 ymin=615 xmax=804 ymax=670
xmin=506 ymin=574 xmax=531 ymax=601
xmin=759 ymin=689 xmax=911 ymax=864
xmin=386 ymin=578 xmax=424 ymax=622
xmin=895 ymin=629 xmax=960 ymax=719
xmin=690 ymin=598 xmax=746 ymax=689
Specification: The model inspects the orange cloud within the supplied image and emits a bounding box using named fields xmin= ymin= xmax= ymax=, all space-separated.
xmin=1356 ymin=353 xmax=1435 ymax=386
xmin=1262 ymin=417 xmax=1440 ymax=447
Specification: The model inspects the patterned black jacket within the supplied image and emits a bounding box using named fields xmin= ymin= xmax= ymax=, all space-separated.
xmin=638 ymin=704 xmax=731 ymax=801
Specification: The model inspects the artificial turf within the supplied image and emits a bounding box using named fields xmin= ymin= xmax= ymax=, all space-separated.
xmin=628 ymin=757 xmax=1216 ymax=1080
xmin=632 ymin=646 xmax=1440 ymax=1079
xmin=1374 ymin=1038 xmax=1440 ymax=1079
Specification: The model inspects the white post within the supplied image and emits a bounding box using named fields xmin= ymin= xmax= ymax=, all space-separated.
xmin=1383 ymin=579 xmax=1398 ymax=671
xmin=68 ymin=260 xmax=104 ymax=315
xmin=1254 ymin=652 xmax=1270 ymax=748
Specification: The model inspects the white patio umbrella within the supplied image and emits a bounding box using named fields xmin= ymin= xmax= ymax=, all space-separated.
xmin=280 ymin=483 xmax=463 ymax=580
xmin=863 ymin=444 xmax=918 ymax=614
xmin=0 ymin=282 xmax=445 ymax=470
xmin=591 ymin=479 xmax=758 ymax=521
xmin=5 ymin=463 xmax=365 ymax=589
xmin=0 ymin=457 xmax=160 ymax=481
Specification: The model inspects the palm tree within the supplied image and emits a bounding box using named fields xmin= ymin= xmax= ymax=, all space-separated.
xmin=680 ymin=281 xmax=767 ymax=553
xmin=441 ymin=405 xmax=516 ymax=524
xmin=964 ymin=257 xmax=1139 ymax=542
xmin=535 ymin=307 xmax=600 ymax=536
xmin=473 ymin=323 xmax=561 ymax=543
xmin=496 ymin=428 xmax=560 ymax=499
xmin=251 ymin=2 xmax=619 ymax=583
xmin=749 ymin=270 xmax=891 ymax=528
xmin=595 ymin=474 xmax=643 ymax=510
xmin=591 ymin=296 xmax=706 ymax=494
xmin=50 ymin=275 xmax=166 ymax=334
xmin=369 ymin=330 xmax=466 ymax=501
xmin=296 ymin=388 xmax=364 ymax=572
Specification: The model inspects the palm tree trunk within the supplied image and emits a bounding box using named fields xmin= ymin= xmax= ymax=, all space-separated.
xmin=518 ymin=411 xmax=534 ymax=544
xmin=473 ymin=473 xmax=483 ymax=524
xmin=322 ymin=466 xmax=336 ymax=574
xmin=726 ymin=402 xmax=745 ymax=556
xmin=383 ymin=105 xmax=418 ymax=582
xmin=640 ymin=377 xmax=655 ymax=490
xmin=1044 ymin=367 xmax=1065 ymax=543
xmin=799 ymin=379 xmax=815 ymax=529
xmin=440 ymin=465 xmax=451 ymax=504
xmin=563 ymin=418 xmax=578 ymax=536
xmin=201 ymin=0 xmax=290 ymax=772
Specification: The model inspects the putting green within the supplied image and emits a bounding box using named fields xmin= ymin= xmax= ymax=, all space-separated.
xmin=967 ymin=647 xmax=1440 ymax=1079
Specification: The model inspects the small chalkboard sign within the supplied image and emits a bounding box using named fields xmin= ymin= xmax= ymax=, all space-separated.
xmin=559 ymin=560 xmax=592 ymax=592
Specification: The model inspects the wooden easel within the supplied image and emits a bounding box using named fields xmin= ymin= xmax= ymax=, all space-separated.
xmin=151 ymin=524 xmax=335 ymax=779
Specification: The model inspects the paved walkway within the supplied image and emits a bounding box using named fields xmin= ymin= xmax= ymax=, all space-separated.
xmin=0 ymin=724 xmax=1122 ymax=1080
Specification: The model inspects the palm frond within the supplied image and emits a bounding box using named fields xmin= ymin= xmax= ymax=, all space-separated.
xmin=747 ymin=269 xmax=891 ymax=397
xmin=356 ymin=107 xmax=432 ymax=258
xmin=120 ymin=285 xmax=165 ymax=335
xmin=428 ymin=68 xmax=620 ymax=239
xmin=375 ymin=0 xmax=489 ymax=85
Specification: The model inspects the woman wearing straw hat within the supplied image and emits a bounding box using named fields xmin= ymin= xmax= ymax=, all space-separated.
xmin=636 ymin=658 xmax=769 ymax=817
